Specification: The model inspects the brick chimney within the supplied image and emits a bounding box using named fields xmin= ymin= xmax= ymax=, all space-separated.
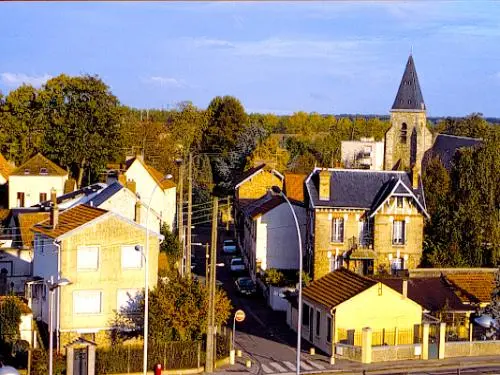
xmin=411 ymin=164 xmax=419 ymax=189
xmin=50 ymin=188 xmax=59 ymax=229
xmin=125 ymin=179 xmax=136 ymax=194
xmin=134 ymin=200 xmax=141 ymax=223
xmin=118 ymin=173 xmax=127 ymax=186
xmin=319 ymin=169 xmax=331 ymax=201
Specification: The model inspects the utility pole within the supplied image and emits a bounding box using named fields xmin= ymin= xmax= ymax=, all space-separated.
xmin=186 ymin=152 xmax=193 ymax=278
xmin=177 ymin=159 xmax=184 ymax=276
xmin=205 ymin=243 xmax=210 ymax=287
xmin=206 ymin=197 xmax=218 ymax=373
xmin=226 ymin=195 xmax=231 ymax=232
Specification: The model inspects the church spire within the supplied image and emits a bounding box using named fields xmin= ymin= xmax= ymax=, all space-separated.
xmin=391 ymin=55 xmax=426 ymax=111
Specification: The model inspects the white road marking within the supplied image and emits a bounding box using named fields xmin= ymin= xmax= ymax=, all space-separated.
xmin=270 ymin=362 xmax=288 ymax=372
xmin=300 ymin=361 xmax=313 ymax=370
xmin=283 ymin=361 xmax=296 ymax=371
xmin=261 ymin=363 xmax=273 ymax=373
xmin=306 ymin=360 xmax=325 ymax=370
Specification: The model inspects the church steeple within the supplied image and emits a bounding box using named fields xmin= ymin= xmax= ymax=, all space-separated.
xmin=391 ymin=55 xmax=425 ymax=111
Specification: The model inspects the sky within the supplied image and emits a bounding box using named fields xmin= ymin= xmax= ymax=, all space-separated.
xmin=0 ymin=1 xmax=499 ymax=117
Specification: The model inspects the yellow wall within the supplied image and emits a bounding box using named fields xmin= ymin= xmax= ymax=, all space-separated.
xmin=335 ymin=282 xmax=422 ymax=331
xmin=236 ymin=170 xmax=283 ymax=200
xmin=58 ymin=215 xmax=159 ymax=336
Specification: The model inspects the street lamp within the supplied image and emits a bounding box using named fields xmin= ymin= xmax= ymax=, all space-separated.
xmin=47 ymin=277 xmax=71 ymax=375
xmin=271 ymin=186 xmax=303 ymax=375
xmin=136 ymin=173 xmax=173 ymax=375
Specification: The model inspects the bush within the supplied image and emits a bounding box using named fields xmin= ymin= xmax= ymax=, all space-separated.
xmin=31 ymin=348 xmax=65 ymax=375
xmin=263 ymin=269 xmax=285 ymax=286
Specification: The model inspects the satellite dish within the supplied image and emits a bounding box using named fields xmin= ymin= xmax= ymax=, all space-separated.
xmin=474 ymin=314 xmax=495 ymax=329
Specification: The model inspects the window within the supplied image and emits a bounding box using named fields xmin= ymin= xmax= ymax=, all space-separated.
xmin=393 ymin=220 xmax=406 ymax=245
xmin=73 ymin=291 xmax=102 ymax=314
xmin=17 ymin=192 xmax=25 ymax=208
xmin=39 ymin=168 xmax=48 ymax=175
xmin=331 ymin=218 xmax=344 ymax=243
xmin=302 ymin=304 xmax=310 ymax=327
xmin=23 ymin=169 xmax=30 ymax=175
xmin=77 ymin=246 xmax=99 ymax=270
xmin=121 ymin=245 xmax=143 ymax=269
xmin=315 ymin=310 xmax=320 ymax=336
xmin=400 ymin=123 xmax=408 ymax=144
xmin=39 ymin=193 xmax=47 ymax=202
xmin=117 ymin=289 xmax=141 ymax=313
xmin=327 ymin=316 xmax=332 ymax=343
xmin=396 ymin=197 xmax=404 ymax=208
xmin=391 ymin=257 xmax=403 ymax=272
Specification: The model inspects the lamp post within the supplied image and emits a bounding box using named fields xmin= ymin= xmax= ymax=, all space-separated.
xmin=271 ymin=186 xmax=303 ymax=375
xmin=136 ymin=173 xmax=173 ymax=375
xmin=47 ymin=277 xmax=71 ymax=375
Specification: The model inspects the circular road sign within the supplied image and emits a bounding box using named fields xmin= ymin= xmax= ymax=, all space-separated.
xmin=235 ymin=309 xmax=246 ymax=323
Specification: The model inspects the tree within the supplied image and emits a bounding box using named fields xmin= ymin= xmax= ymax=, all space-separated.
xmin=246 ymin=136 xmax=290 ymax=172
xmin=0 ymin=296 xmax=22 ymax=344
xmin=39 ymin=74 xmax=122 ymax=187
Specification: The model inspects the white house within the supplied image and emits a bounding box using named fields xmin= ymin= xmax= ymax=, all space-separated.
xmin=341 ymin=138 xmax=385 ymax=170
xmin=8 ymin=153 xmax=69 ymax=209
xmin=107 ymin=156 xmax=176 ymax=231
xmin=241 ymin=192 xmax=306 ymax=280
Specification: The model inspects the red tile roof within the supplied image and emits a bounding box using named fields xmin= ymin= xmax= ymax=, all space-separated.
xmin=303 ymin=268 xmax=377 ymax=310
xmin=32 ymin=205 xmax=108 ymax=239
xmin=11 ymin=153 xmax=67 ymax=177
xmin=284 ymin=173 xmax=306 ymax=203
xmin=18 ymin=212 xmax=50 ymax=248
xmin=445 ymin=273 xmax=496 ymax=304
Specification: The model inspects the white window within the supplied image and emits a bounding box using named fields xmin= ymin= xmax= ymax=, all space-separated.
xmin=73 ymin=291 xmax=102 ymax=314
xmin=393 ymin=220 xmax=406 ymax=245
xmin=77 ymin=246 xmax=99 ymax=270
xmin=117 ymin=289 xmax=141 ymax=313
xmin=121 ymin=245 xmax=143 ymax=269
xmin=331 ymin=218 xmax=344 ymax=243
xmin=329 ymin=256 xmax=342 ymax=272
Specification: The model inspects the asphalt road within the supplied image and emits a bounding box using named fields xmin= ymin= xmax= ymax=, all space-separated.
xmin=375 ymin=367 xmax=500 ymax=375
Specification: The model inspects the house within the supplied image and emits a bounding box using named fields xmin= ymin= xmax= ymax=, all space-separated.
xmin=286 ymin=268 xmax=422 ymax=357
xmin=234 ymin=164 xmax=284 ymax=202
xmin=8 ymin=153 xmax=69 ymax=209
xmin=107 ymin=156 xmax=176 ymax=231
xmin=422 ymin=134 xmax=482 ymax=172
xmin=304 ymin=167 xmax=429 ymax=280
xmin=29 ymin=195 xmax=162 ymax=346
xmin=240 ymin=192 xmax=306 ymax=279
xmin=341 ymin=138 xmax=385 ymax=170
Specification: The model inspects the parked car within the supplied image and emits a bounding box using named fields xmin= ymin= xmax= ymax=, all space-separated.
xmin=230 ymin=257 xmax=246 ymax=273
xmin=235 ymin=277 xmax=257 ymax=296
xmin=223 ymin=239 xmax=237 ymax=254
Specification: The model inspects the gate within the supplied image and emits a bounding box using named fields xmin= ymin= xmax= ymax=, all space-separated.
xmin=428 ymin=323 xmax=440 ymax=359
xmin=74 ymin=348 xmax=88 ymax=375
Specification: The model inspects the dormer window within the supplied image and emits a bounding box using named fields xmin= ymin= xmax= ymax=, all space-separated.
xmin=400 ymin=123 xmax=408 ymax=144
xmin=24 ymin=169 xmax=30 ymax=175
xmin=40 ymin=168 xmax=48 ymax=175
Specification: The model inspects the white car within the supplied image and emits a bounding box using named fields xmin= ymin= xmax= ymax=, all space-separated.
xmin=223 ymin=239 xmax=237 ymax=254
xmin=230 ymin=257 xmax=246 ymax=273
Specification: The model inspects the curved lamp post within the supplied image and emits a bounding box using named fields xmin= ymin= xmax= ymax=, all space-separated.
xmin=271 ymin=186 xmax=303 ymax=375
xmin=135 ymin=174 xmax=173 ymax=375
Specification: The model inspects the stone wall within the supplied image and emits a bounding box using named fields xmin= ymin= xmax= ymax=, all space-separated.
xmin=335 ymin=343 xmax=362 ymax=362
xmin=445 ymin=341 xmax=500 ymax=358
xmin=372 ymin=344 xmax=422 ymax=362
xmin=237 ymin=171 xmax=283 ymax=200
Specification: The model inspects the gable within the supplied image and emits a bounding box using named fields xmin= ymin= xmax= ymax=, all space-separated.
xmin=11 ymin=153 xmax=67 ymax=177
xmin=125 ymin=158 xmax=175 ymax=191
xmin=237 ymin=169 xmax=284 ymax=200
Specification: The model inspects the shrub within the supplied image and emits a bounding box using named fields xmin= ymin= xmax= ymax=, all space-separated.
xmin=31 ymin=349 xmax=65 ymax=375
xmin=264 ymin=269 xmax=285 ymax=286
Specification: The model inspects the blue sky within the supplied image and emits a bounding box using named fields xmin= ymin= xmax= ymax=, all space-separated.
xmin=1 ymin=1 xmax=499 ymax=116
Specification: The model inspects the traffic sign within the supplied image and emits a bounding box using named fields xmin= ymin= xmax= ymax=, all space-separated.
xmin=235 ymin=309 xmax=246 ymax=322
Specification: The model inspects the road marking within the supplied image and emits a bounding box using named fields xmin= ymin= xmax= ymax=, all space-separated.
xmin=306 ymin=360 xmax=325 ymax=370
xmin=283 ymin=361 xmax=296 ymax=371
xmin=300 ymin=361 xmax=313 ymax=370
xmin=270 ymin=362 xmax=287 ymax=372
xmin=261 ymin=363 xmax=273 ymax=374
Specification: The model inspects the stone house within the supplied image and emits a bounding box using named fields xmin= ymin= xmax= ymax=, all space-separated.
xmin=304 ymin=167 xmax=429 ymax=280
xmin=29 ymin=198 xmax=162 ymax=347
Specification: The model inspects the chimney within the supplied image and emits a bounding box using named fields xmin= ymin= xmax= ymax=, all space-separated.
xmin=126 ymin=179 xmax=136 ymax=194
xmin=118 ymin=173 xmax=127 ymax=186
xmin=50 ymin=188 xmax=59 ymax=229
xmin=319 ymin=169 xmax=331 ymax=201
xmin=402 ymin=279 xmax=408 ymax=298
xmin=411 ymin=164 xmax=419 ymax=189
xmin=134 ymin=200 xmax=141 ymax=223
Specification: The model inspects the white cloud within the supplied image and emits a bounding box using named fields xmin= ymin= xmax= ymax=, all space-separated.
xmin=147 ymin=76 xmax=187 ymax=88
xmin=0 ymin=72 xmax=52 ymax=88
xmin=191 ymin=37 xmax=235 ymax=49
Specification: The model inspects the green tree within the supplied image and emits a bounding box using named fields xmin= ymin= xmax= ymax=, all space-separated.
xmin=39 ymin=74 xmax=122 ymax=187
xmin=0 ymin=296 xmax=22 ymax=344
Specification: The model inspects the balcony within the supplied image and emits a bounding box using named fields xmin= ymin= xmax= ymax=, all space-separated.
xmin=347 ymin=236 xmax=375 ymax=260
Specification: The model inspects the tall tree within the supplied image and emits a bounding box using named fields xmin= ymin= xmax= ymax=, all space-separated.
xmin=39 ymin=74 xmax=122 ymax=186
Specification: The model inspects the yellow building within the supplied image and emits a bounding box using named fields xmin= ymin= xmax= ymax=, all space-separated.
xmin=30 ymin=198 xmax=162 ymax=346
xmin=304 ymin=167 xmax=429 ymax=280
xmin=234 ymin=164 xmax=284 ymax=202
xmin=287 ymin=268 xmax=422 ymax=356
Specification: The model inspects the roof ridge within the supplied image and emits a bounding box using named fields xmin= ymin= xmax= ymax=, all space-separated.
xmin=12 ymin=153 xmax=67 ymax=176
xmin=438 ymin=133 xmax=483 ymax=141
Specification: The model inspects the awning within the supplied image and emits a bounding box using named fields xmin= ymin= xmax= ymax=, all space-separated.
xmin=349 ymin=249 xmax=376 ymax=260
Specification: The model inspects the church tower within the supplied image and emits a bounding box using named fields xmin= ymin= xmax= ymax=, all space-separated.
xmin=384 ymin=55 xmax=433 ymax=171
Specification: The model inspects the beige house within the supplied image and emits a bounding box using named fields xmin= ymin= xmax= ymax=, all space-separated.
xmin=30 ymin=200 xmax=162 ymax=346
xmin=8 ymin=153 xmax=69 ymax=208
xmin=304 ymin=167 xmax=429 ymax=280
xmin=341 ymin=138 xmax=385 ymax=170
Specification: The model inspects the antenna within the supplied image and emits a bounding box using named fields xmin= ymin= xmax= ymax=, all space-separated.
xmin=410 ymin=45 xmax=413 ymax=56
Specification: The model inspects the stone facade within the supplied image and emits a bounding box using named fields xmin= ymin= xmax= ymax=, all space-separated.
xmin=384 ymin=111 xmax=433 ymax=171
xmin=236 ymin=170 xmax=283 ymax=200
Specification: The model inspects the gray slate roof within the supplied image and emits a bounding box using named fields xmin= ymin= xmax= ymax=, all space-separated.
xmin=392 ymin=55 xmax=426 ymax=111
xmin=423 ymin=134 xmax=482 ymax=171
xmin=305 ymin=169 xmax=427 ymax=215
xmin=87 ymin=181 xmax=125 ymax=207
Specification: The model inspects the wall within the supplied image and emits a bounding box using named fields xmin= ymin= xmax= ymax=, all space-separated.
xmin=0 ymin=248 xmax=33 ymax=294
xmin=20 ymin=313 xmax=33 ymax=345
xmin=445 ymin=341 xmax=500 ymax=358
xmin=57 ymin=214 xmax=160 ymax=342
xmin=236 ymin=171 xmax=283 ymax=200
xmin=341 ymin=140 xmax=385 ymax=170
xmin=259 ymin=203 xmax=306 ymax=271
xmin=371 ymin=344 xmax=421 ymax=362
xmin=267 ymin=285 xmax=293 ymax=312
xmin=9 ymin=175 xmax=68 ymax=208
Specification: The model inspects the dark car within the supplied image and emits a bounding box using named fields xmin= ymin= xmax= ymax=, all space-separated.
xmin=235 ymin=277 xmax=257 ymax=296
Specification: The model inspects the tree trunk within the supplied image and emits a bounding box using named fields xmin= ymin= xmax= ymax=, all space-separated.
xmin=77 ymin=158 xmax=86 ymax=188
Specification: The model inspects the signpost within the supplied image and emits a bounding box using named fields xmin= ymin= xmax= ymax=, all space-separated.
xmin=231 ymin=309 xmax=246 ymax=364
